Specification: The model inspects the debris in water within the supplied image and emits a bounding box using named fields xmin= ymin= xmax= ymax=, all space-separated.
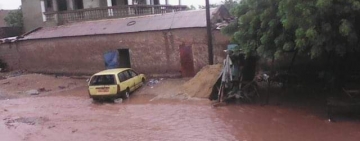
xmin=147 ymin=79 xmax=161 ymax=88
xmin=7 ymin=70 xmax=26 ymax=78
xmin=2 ymin=81 xmax=10 ymax=84
xmin=48 ymin=125 xmax=56 ymax=129
xmin=38 ymin=88 xmax=47 ymax=92
xmin=26 ymin=90 xmax=40 ymax=95
xmin=0 ymin=76 xmax=6 ymax=80
xmin=212 ymin=102 xmax=226 ymax=107
xmin=114 ymin=98 xmax=123 ymax=104
xmin=4 ymin=117 xmax=49 ymax=128
xmin=58 ymin=86 xmax=66 ymax=89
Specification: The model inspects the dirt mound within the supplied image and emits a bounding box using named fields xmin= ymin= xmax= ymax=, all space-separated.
xmin=182 ymin=64 xmax=222 ymax=98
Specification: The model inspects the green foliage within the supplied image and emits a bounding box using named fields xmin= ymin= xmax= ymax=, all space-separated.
xmin=187 ymin=5 xmax=196 ymax=10
xmin=305 ymin=28 xmax=318 ymax=39
xmin=222 ymin=0 xmax=360 ymax=59
xmin=4 ymin=7 xmax=23 ymax=27
xmin=222 ymin=0 xmax=240 ymax=11
xmin=339 ymin=19 xmax=352 ymax=36
xmin=198 ymin=4 xmax=219 ymax=9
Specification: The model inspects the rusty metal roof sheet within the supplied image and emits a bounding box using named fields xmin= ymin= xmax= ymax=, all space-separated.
xmin=23 ymin=8 xmax=219 ymax=40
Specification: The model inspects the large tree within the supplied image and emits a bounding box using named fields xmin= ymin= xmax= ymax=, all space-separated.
xmin=4 ymin=7 xmax=23 ymax=28
xmin=187 ymin=5 xmax=197 ymax=10
xmin=222 ymin=0 xmax=360 ymax=59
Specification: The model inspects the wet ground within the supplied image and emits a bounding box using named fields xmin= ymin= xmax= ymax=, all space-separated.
xmin=1 ymin=74 xmax=360 ymax=141
xmin=0 ymin=87 xmax=360 ymax=141
xmin=0 ymin=73 xmax=86 ymax=100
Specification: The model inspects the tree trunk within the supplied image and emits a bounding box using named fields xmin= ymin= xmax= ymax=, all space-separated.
xmin=288 ymin=50 xmax=298 ymax=73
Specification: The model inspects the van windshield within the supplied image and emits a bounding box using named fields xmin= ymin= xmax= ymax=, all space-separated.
xmin=90 ymin=75 xmax=116 ymax=86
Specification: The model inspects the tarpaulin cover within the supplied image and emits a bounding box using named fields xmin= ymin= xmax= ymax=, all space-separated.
xmin=104 ymin=51 xmax=119 ymax=69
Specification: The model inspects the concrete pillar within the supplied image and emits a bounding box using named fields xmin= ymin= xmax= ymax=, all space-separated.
xmin=146 ymin=0 xmax=151 ymax=5
xmin=178 ymin=0 xmax=181 ymax=5
xmin=52 ymin=0 xmax=59 ymax=11
xmin=165 ymin=0 xmax=168 ymax=5
xmin=68 ymin=0 xmax=74 ymax=10
xmin=52 ymin=0 xmax=59 ymax=24
xmin=150 ymin=0 xmax=154 ymax=13
xmin=128 ymin=0 xmax=133 ymax=15
xmin=107 ymin=0 xmax=114 ymax=16
xmin=40 ymin=0 xmax=47 ymax=22
xmin=107 ymin=0 xmax=113 ymax=6
xmin=128 ymin=0 xmax=133 ymax=5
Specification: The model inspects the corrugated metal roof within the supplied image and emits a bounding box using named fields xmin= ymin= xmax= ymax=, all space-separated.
xmin=23 ymin=8 xmax=219 ymax=40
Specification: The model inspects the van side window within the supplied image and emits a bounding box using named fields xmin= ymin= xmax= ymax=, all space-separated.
xmin=123 ymin=71 xmax=131 ymax=80
xmin=129 ymin=70 xmax=138 ymax=77
xmin=118 ymin=72 xmax=127 ymax=82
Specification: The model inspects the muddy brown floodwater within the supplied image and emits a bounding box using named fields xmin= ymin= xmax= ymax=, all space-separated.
xmin=1 ymin=87 xmax=360 ymax=141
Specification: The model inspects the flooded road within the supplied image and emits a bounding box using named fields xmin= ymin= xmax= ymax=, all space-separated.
xmin=1 ymin=87 xmax=360 ymax=141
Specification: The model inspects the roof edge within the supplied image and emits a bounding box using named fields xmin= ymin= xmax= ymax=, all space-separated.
xmin=19 ymin=27 xmax=208 ymax=41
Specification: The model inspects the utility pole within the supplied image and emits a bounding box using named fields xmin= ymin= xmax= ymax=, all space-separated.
xmin=205 ymin=0 xmax=214 ymax=65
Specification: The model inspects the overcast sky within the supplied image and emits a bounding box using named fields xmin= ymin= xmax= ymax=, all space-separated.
xmin=0 ymin=0 xmax=224 ymax=10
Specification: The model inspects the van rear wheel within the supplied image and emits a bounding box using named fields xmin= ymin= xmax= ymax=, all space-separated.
xmin=123 ymin=89 xmax=130 ymax=99
xmin=141 ymin=78 xmax=145 ymax=86
xmin=92 ymin=97 xmax=101 ymax=102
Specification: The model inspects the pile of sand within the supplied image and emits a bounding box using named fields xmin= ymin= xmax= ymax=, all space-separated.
xmin=182 ymin=64 xmax=222 ymax=98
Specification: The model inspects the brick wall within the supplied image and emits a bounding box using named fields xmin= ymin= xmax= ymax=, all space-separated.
xmin=0 ymin=28 xmax=229 ymax=76
xmin=0 ymin=43 xmax=21 ymax=69
xmin=0 ymin=27 xmax=23 ymax=38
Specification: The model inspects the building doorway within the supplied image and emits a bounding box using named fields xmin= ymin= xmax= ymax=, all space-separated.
xmin=58 ymin=0 xmax=68 ymax=11
xmin=154 ymin=0 xmax=160 ymax=5
xmin=74 ymin=0 xmax=84 ymax=9
xmin=118 ymin=49 xmax=131 ymax=68
xmin=45 ymin=0 xmax=53 ymax=11
xmin=111 ymin=0 xmax=129 ymax=6
xmin=179 ymin=44 xmax=195 ymax=77
xmin=111 ymin=0 xmax=117 ymax=6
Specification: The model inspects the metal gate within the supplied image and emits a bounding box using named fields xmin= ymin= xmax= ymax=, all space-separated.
xmin=180 ymin=44 xmax=195 ymax=77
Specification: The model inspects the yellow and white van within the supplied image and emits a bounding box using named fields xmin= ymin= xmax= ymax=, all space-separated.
xmin=88 ymin=68 xmax=146 ymax=100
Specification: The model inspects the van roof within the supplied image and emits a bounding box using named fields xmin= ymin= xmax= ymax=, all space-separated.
xmin=94 ymin=68 xmax=130 ymax=75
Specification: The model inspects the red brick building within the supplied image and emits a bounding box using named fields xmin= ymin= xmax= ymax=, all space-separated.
xmin=0 ymin=7 xmax=231 ymax=77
